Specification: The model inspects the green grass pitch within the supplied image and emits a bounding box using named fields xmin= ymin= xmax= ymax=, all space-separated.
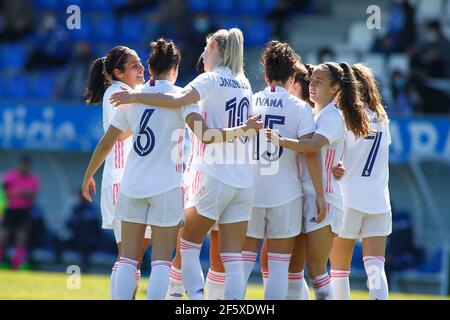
xmin=0 ymin=270 xmax=448 ymax=300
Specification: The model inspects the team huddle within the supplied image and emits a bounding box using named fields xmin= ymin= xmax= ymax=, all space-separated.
xmin=81 ymin=27 xmax=391 ymax=300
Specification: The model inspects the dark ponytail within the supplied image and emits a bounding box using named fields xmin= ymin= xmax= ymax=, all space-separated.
xmin=322 ymin=62 xmax=371 ymax=138
xmin=85 ymin=46 xmax=132 ymax=104
xmin=294 ymin=63 xmax=315 ymax=104
xmin=147 ymin=38 xmax=181 ymax=77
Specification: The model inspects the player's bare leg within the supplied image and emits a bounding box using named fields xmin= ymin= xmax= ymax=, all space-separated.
xmin=287 ymin=234 xmax=309 ymax=300
xmin=305 ymin=226 xmax=334 ymax=300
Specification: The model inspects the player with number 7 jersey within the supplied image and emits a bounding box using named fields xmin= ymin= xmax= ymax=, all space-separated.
xmin=329 ymin=64 xmax=392 ymax=301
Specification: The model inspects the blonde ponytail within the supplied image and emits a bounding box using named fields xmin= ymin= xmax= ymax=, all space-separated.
xmin=208 ymin=28 xmax=245 ymax=76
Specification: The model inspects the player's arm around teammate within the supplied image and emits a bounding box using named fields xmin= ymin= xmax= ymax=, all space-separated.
xmin=241 ymin=41 xmax=321 ymax=300
xmin=84 ymin=46 xmax=150 ymax=299
xmin=265 ymin=62 xmax=371 ymax=300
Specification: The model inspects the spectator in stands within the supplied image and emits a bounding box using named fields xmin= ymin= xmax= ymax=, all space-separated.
xmin=66 ymin=189 xmax=102 ymax=270
xmin=0 ymin=156 xmax=40 ymax=269
xmin=415 ymin=20 xmax=450 ymax=78
xmin=372 ymin=0 xmax=416 ymax=54
xmin=115 ymin=0 xmax=159 ymax=18
xmin=389 ymin=69 xmax=415 ymax=117
xmin=408 ymin=70 xmax=450 ymax=114
xmin=0 ymin=0 xmax=34 ymax=42
xmin=25 ymin=11 xmax=71 ymax=71
xmin=55 ymin=42 xmax=93 ymax=101
xmin=267 ymin=0 xmax=311 ymax=40
xmin=317 ymin=47 xmax=335 ymax=64
xmin=385 ymin=206 xmax=424 ymax=281
xmin=0 ymin=185 xmax=6 ymax=217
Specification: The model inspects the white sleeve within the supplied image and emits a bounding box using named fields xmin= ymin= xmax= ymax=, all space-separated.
xmin=386 ymin=119 xmax=392 ymax=145
xmin=110 ymin=106 xmax=128 ymax=132
xmin=247 ymin=88 xmax=254 ymax=119
xmin=297 ymin=105 xmax=316 ymax=138
xmin=102 ymin=95 xmax=115 ymax=132
xmin=314 ymin=112 xmax=342 ymax=145
xmin=181 ymin=104 xmax=201 ymax=120
xmin=188 ymin=72 xmax=215 ymax=100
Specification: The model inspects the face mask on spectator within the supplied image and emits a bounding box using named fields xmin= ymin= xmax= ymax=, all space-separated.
xmin=425 ymin=31 xmax=439 ymax=43
xmin=395 ymin=78 xmax=407 ymax=90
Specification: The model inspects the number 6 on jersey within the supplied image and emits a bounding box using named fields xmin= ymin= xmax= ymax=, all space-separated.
xmin=134 ymin=109 xmax=156 ymax=157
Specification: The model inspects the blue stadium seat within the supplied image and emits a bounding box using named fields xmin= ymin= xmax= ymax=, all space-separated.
xmin=92 ymin=42 xmax=111 ymax=58
xmin=263 ymin=0 xmax=277 ymax=13
xmin=210 ymin=0 xmax=234 ymax=14
xmin=417 ymin=248 xmax=443 ymax=273
xmin=2 ymin=44 xmax=27 ymax=72
xmin=34 ymin=0 xmax=64 ymax=10
xmin=4 ymin=74 xmax=28 ymax=98
xmin=29 ymin=73 xmax=56 ymax=99
xmin=118 ymin=15 xmax=144 ymax=43
xmin=245 ymin=19 xmax=270 ymax=46
xmin=68 ymin=18 xmax=93 ymax=41
xmin=217 ymin=16 xmax=244 ymax=31
xmin=61 ymin=0 xmax=85 ymax=9
xmin=141 ymin=20 xmax=158 ymax=43
xmin=351 ymin=242 xmax=365 ymax=270
xmin=237 ymin=0 xmax=262 ymax=14
xmin=85 ymin=0 xmax=111 ymax=11
xmin=188 ymin=0 xmax=209 ymax=12
xmin=91 ymin=15 xmax=116 ymax=41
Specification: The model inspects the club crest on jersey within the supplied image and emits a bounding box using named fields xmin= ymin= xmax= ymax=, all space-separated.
xmin=255 ymin=97 xmax=283 ymax=108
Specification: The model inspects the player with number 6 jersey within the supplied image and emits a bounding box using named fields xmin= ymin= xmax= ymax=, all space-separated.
xmin=84 ymin=46 xmax=150 ymax=299
xmin=109 ymin=29 xmax=262 ymax=300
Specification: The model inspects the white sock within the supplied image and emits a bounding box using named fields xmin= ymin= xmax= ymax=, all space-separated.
xmin=261 ymin=267 xmax=269 ymax=290
xmin=134 ymin=269 xmax=141 ymax=298
xmin=311 ymin=273 xmax=332 ymax=300
xmin=180 ymin=238 xmax=204 ymax=300
xmin=330 ymin=269 xmax=350 ymax=300
xmin=363 ymin=256 xmax=389 ymax=300
xmin=287 ymin=271 xmax=310 ymax=300
xmin=242 ymin=251 xmax=258 ymax=284
xmin=165 ymin=266 xmax=185 ymax=300
xmin=205 ymin=269 xmax=225 ymax=300
xmin=265 ymin=252 xmax=291 ymax=300
xmin=115 ymin=257 xmax=138 ymax=300
xmin=220 ymin=253 xmax=245 ymax=300
xmin=110 ymin=261 xmax=119 ymax=300
xmin=147 ymin=260 xmax=172 ymax=300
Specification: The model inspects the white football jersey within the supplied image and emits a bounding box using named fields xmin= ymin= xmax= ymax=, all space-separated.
xmin=187 ymin=67 xmax=254 ymax=188
xmin=252 ymin=86 xmax=316 ymax=207
xmin=313 ymin=103 xmax=345 ymax=209
xmin=101 ymin=80 xmax=135 ymax=190
xmin=297 ymin=103 xmax=315 ymax=182
xmin=339 ymin=108 xmax=391 ymax=213
xmin=110 ymin=80 xmax=200 ymax=198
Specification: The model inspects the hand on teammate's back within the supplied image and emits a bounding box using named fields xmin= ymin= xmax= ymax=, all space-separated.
xmin=110 ymin=87 xmax=134 ymax=106
xmin=332 ymin=161 xmax=345 ymax=181
xmin=244 ymin=114 xmax=263 ymax=133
